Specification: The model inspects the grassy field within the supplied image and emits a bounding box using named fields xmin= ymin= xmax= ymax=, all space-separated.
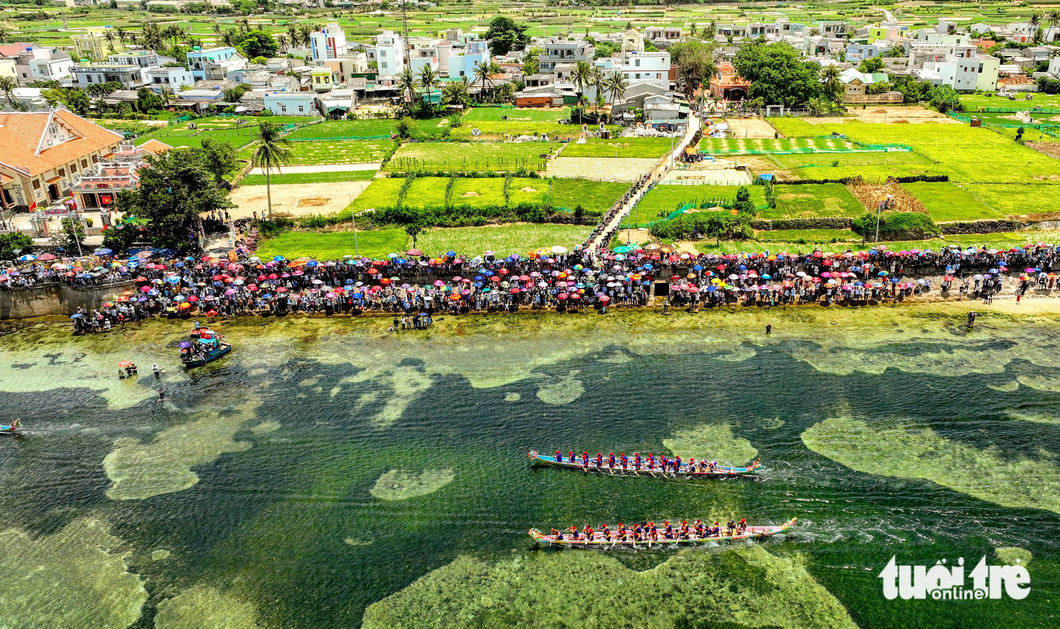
xmin=385 ymin=142 xmax=558 ymax=172
xmin=549 ymin=179 xmax=629 ymax=213
xmin=963 ymin=184 xmax=1060 ymax=218
xmin=239 ymin=171 xmax=376 ymax=186
xmin=701 ymin=137 xmax=864 ymax=155
xmin=901 ymin=182 xmax=1004 ymax=222
xmin=772 ymin=118 xmax=1060 ymax=184
xmin=256 ymin=224 xmax=591 ymax=260
xmin=764 ymin=184 xmax=865 ymax=219
xmin=285 ymin=139 xmax=395 ymax=165
xmin=461 ymin=108 xmax=570 ymax=122
xmin=285 ymin=119 xmax=396 ymax=140
xmin=343 ymin=177 xmax=625 ymax=214
xmin=633 ymin=185 xmax=768 ymax=225
xmin=771 ymin=151 xmax=940 ymax=181
xmin=450 ymin=122 xmax=617 ymax=141
xmin=686 ymin=230 xmax=1060 ymax=256
xmin=755 ymin=229 xmax=858 ymax=243
xmin=560 ymin=138 xmax=676 ymax=159
xmin=959 ymin=93 xmax=1060 ymax=111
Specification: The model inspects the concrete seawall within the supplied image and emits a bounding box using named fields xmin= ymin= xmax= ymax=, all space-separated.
xmin=0 ymin=281 xmax=137 ymax=319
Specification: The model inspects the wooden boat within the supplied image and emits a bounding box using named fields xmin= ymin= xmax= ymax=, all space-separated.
xmin=528 ymin=451 xmax=761 ymax=477
xmin=0 ymin=419 xmax=22 ymax=435
xmin=529 ymin=518 xmax=796 ymax=547
xmin=180 ymin=340 xmax=232 ymax=368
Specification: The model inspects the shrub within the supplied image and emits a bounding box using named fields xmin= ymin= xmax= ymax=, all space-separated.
xmin=0 ymin=232 xmax=33 ymax=260
xmin=852 ymin=211 xmax=939 ymax=240
xmin=649 ymin=212 xmax=752 ymax=241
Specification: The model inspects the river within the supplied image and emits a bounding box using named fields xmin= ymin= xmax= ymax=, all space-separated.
xmin=0 ymin=306 xmax=1057 ymax=628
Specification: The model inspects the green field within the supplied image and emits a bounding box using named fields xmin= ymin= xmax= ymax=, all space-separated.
xmin=344 ymin=176 xmax=625 ymax=214
xmin=239 ymin=170 xmax=376 ymax=187
xmin=450 ymin=122 xmax=617 ymax=141
xmin=385 ymin=142 xmax=558 ymax=172
xmin=963 ymin=184 xmax=1060 ymax=218
xmin=633 ymin=185 xmax=768 ymax=225
xmin=901 ymin=182 xmax=1003 ymax=222
xmin=771 ymin=152 xmax=940 ymax=181
xmin=701 ymin=136 xmax=863 ymax=155
xmin=286 ymin=139 xmax=396 ymax=165
xmin=959 ymin=93 xmax=1060 ymax=112
xmin=763 ymin=184 xmax=865 ymax=219
xmin=461 ymin=108 xmax=570 ymax=123
xmin=256 ymin=224 xmax=591 ymax=260
xmin=687 ymin=230 xmax=1060 ymax=256
xmin=285 ymin=119 xmax=397 ymax=140
xmin=755 ymin=229 xmax=858 ymax=243
xmin=560 ymin=138 xmax=676 ymax=159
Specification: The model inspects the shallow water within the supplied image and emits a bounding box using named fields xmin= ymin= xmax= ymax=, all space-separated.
xmin=1 ymin=310 xmax=1058 ymax=628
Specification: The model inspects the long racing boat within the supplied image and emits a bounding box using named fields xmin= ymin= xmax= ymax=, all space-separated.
xmin=528 ymin=450 xmax=761 ymax=477
xmin=529 ymin=518 xmax=796 ymax=547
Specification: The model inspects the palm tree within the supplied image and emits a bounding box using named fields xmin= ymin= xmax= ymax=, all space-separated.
xmin=103 ymin=30 xmax=116 ymax=54
xmin=821 ymin=64 xmax=843 ymax=104
xmin=286 ymin=23 xmax=299 ymax=46
xmin=1049 ymin=10 xmax=1060 ymax=27
xmin=397 ymin=67 xmax=417 ymax=108
xmin=299 ymin=24 xmax=312 ymax=47
xmin=418 ymin=64 xmax=439 ymax=104
xmin=604 ymin=70 xmax=627 ymax=122
xmin=212 ymin=23 xmax=222 ymax=35
xmin=0 ymin=24 xmax=10 ymax=44
xmin=0 ymin=75 xmax=18 ymax=109
xmin=571 ymin=59 xmax=593 ymax=123
xmin=277 ymin=34 xmax=289 ymax=53
xmin=442 ymin=77 xmax=471 ymax=108
xmin=116 ymin=27 xmax=128 ymax=46
xmin=251 ymin=122 xmax=292 ymax=221
xmin=589 ymin=66 xmax=604 ymax=117
xmin=473 ymin=61 xmax=497 ymax=102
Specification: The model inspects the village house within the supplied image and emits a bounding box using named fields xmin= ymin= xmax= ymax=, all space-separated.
xmin=0 ymin=110 xmax=123 ymax=213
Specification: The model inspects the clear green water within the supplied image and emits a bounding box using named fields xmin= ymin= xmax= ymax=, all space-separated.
xmin=0 ymin=309 xmax=1058 ymax=628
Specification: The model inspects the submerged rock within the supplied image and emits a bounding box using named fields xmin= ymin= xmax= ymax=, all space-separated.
xmin=370 ymin=468 xmax=455 ymax=501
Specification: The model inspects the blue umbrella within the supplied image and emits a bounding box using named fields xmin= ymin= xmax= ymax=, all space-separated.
xmin=70 ymin=313 xmax=83 ymax=319
xmin=166 ymin=276 xmax=180 ymax=284
xmin=94 ymin=248 xmax=113 ymax=256
xmin=307 ymin=260 xmax=318 ymax=267
xmin=178 ymin=341 xmax=191 ymax=348
xmin=16 ymin=255 xmax=35 ymax=262
xmin=261 ymin=293 xmax=273 ymax=299
xmin=273 ymin=256 xmax=285 ymax=262
xmin=692 ymin=264 xmax=703 ymax=271
xmin=344 ymin=279 xmax=354 ymax=284
xmin=446 ymin=251 xmax=456 ymax=257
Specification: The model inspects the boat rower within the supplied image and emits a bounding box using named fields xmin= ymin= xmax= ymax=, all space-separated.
xmin=608 ymin=452 xmax=616 ymax=468
xmin=555 ymin=450 xmax=563 ymax=463
xmin=687 ymin=457 xmax=695 ymax=473
xmin=620 ymin=453 xmax=628 ymax=469
xmin=581 ymin=451 xmax=589 ymax=467
xmin=727 ymin=519 xmax=736 ymax=536
xmin=595 ymin=452 xmax=603 ymax=468
xmin=647 ymin=453 xmax=655 ymax=469
xmin=738 ymin=519 xmax=747 ymax=534
xmin=634 ymin=452 xmax=641 ymax=470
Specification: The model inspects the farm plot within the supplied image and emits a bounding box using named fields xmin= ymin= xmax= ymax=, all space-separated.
xmin=286 ymin=140 xmax=396 ymax=165
xmin=962 ymin=184 xmax=1060 ymax=218
xmin=450 ymin=122 xmax=617 ymax=141
xmin=901 ymin=182 xmax=1004 ymax=222
xmin=761 ymin=184 xmax=866 ymax=220
xmin=548 ymin=157 xmax=657 ymax=182
xmin=403 ymin=178 xmax=454 ymax=208
xmin=772 ymin=151 xmax=942 ymax=182
xmin=560 ymin=138 xmax=675 ymax=159
xmin=633 ymin=185 xmax=768 ymax=226
xmin=701 ymin=137 xmax=862 ymax=155
xmin=462 ymin=108 xmax=570 ymax=122
xmin=549 ymin=179 xmax=628 ymax=214
xmin=386 ymin=142 xmax=557 ymax=172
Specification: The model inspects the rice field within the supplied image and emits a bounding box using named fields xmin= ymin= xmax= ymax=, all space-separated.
xmin=901 ymin=182 xmax=1004 ymax=222
xmin=701 ymin=137 xmax=865 ymax=155
xmin=560 ymin=138 xmax=676 ymax=159
xmin=762 ymin=184 xmax=866 ymax=220
xmin=385 ymin=142 xmax=557 ymax=172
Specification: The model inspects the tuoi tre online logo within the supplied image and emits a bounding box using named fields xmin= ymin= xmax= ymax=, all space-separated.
xmin=879 ymin=556 xmax=1030 ymax=601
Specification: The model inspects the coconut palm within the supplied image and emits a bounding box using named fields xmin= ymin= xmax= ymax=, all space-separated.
xmin=397 ymin=67 xmax=417 ymax=108
xmin=104 ymin=30 xmax=116 ymax=53
xmin=821 ymin=64 xmax=843 ymax=104
xmin=116 ymin=27 xmax=128 ymax=45
xmin=589 ymin=66 xmax=604 ymax=117
xmin=1049 ymin=11 xmax=1060 ymax=32
xmin=418 ymin=64 xmax=440 ymax=103
xmin=473 ymin=61 xmax=497 ymax=102
xmin=0 ymin=75 xmax=18 ymax=109
xmin=299 ymin=24 xmax=312 ymax=47
xmin=604 ymin=70 xmax=627 ymax=122
xmin=571 ymin=59 xmax=593 ymax=123
xmin=442 ymin=77 xmax=471 ymax=108
xmin=251 ymin=122 xmax=292 ymax=221
xmin=277 ymin=34 xmax=289 ymax=53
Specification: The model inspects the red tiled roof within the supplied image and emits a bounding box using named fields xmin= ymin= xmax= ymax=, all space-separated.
xmin=0 ymin=110 xmax=122 ymax=177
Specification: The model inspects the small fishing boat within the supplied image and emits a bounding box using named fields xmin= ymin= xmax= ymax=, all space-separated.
xmin=180 ymin=328 xmax=231 ymax=369
xmin=0 ymin=419 xmax=22 ymax=435
xmin=529 ymin=518 xmax=796 ymax=547
xmin=528 ymin=451 xmax=761 ymax=477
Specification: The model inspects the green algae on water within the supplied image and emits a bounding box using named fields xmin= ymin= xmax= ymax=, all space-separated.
xmin=0 ymin=519 xmax=147 ymax=629
xmin=370 ymin=468 xmax=455 ymax=501
xmin=802 ymin=415 xmax=1060 ymax=515
xmin=362 ymin=545 xmax=855 ymax=629
xmin=663 ymin=423 xmax=758 ymax=464
xmin=104 ymin=402 xmax=262 ymax=500
xmin=504 ymin=392 xmax=521 ymax=402
xmin=154 ymin=585 xmax=260 ymax=629
xmin=995 ymin=547 xmax=1032 ymax=566
xmin=152 ymin=549 xmax=172 ymax=561
xmin=536 ymin=372 xmax=585 ymax=405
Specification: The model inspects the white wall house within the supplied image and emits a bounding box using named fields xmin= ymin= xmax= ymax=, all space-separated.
xmin=619 ymin=51 xmax=670 ymax=89
xmin=370 ymin=31 xmax=406 ymax=81
xmin=310 ymin=23 xmax=348 ymax=61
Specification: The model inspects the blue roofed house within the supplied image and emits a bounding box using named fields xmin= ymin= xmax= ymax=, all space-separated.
xmin=186 ymin=47 xmax=246 ymax=81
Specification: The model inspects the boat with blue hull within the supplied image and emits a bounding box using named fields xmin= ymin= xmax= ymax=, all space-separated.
xmin=0 ymin=419 xmax=22 ymax=435
xmin=180 ymin=327 xmax=232 ymax=369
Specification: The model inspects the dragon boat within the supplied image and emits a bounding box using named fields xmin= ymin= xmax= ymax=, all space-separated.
xmin=180 ymin=327 xmax=231 ymax=369
xmin=528 ymin=451 xmax=762 ymax=477
xmin=0 ymin=419 xmax=21 ymax=435
xmin=529 ymin=518 xmax=796 ymax=547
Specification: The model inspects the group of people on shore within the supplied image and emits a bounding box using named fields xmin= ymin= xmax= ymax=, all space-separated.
xmin=3 ymin=241 xmax=1060 ymax=326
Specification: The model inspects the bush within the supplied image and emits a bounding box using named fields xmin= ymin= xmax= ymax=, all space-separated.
xmin=649 ymin=212 xmax=752 ymax=241
xmin=257 ymin=217 xmax=294 ymax=237
xmin=852 ymin=211 xmax=939 ymax=240
xmin=939 ymin=219 xmax=1025 ymax=234
xmin=751 ymin=218 xmax=854 ymax=230
xmin=0 ymin=231 xmax=33 ymax=260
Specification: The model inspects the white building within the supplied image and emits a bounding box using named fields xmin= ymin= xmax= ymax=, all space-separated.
xmin=28 ymin=50 xmax=74 ymax=83
xmin=619 ymin=51 xmax=670 ymax=89
xmin=71 ymin=63 xmax=147 ymax=89
xmin=145 ymin=66 xmax=194 ymax=91
xmin=369 ymin=31 xmax=406 ymax=81
xmin=921 ymin=45 xmax=999 ymax=92
xmin=310 ymin=22 xmax=348 ymax=61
